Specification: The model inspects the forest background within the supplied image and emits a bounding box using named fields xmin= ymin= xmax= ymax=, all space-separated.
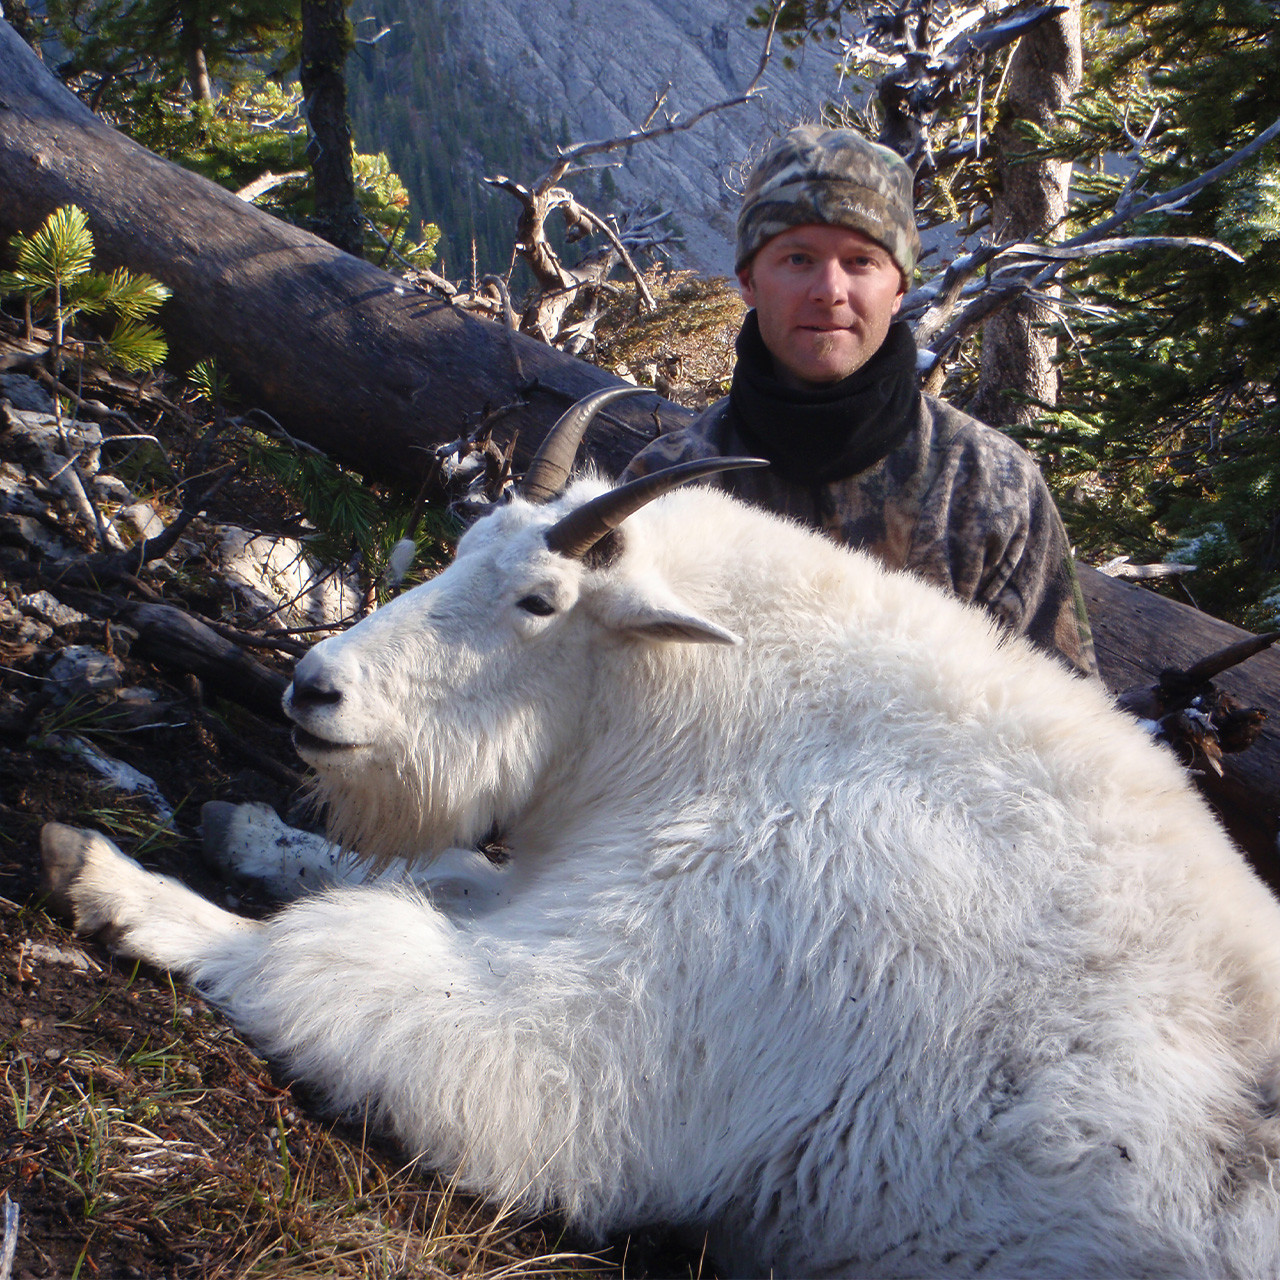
xmin=5 ymin=0 xmax=1278 ymax=628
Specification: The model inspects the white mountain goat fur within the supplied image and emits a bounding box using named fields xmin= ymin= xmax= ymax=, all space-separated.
xmin=44 ymin=457 xmax=1280 ymax=1276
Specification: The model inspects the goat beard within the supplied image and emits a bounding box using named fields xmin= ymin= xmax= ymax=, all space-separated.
xmin=305 ymin=728 xmax=539 ymax=871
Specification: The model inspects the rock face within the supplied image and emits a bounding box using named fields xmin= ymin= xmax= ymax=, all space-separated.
xmin=348 ymin=0 xmax=849 ymax=275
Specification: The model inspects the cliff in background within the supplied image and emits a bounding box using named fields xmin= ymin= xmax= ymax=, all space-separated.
xmin=346 ymin=0 xmax=848 ymax=278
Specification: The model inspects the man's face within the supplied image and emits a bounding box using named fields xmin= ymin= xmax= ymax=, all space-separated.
xmin=738 ymin=224 xmax=907 ymax=390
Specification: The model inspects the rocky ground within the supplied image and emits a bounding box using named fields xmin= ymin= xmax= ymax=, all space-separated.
xmin=0 ymin=308 xmax=709 ymax=1278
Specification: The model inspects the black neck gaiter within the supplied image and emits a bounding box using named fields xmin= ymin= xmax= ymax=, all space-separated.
xmin=728 ymin=312 xmax=921 ymax=485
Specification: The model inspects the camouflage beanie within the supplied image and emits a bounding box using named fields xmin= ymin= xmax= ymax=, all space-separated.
xmin=735 ymin=126 xmax=920 ymax=280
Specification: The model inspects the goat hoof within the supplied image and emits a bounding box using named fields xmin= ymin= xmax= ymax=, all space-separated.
xmin=201 ymin=799 xmax=290 ymax=881
xmin=200 ymin=800 xmax=239 ymax=874
xmin=40 ymin=822 xmax=95 ymax=920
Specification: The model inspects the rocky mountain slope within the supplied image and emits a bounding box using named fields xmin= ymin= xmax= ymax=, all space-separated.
xmin=347 ymin=0 xmax=851 ymax=276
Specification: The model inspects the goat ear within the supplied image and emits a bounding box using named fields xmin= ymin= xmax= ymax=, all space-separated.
xmin=625 ymin=610 xmax=741 ymax=646
xmin=598 ymin=580 xmax=741 ymax=646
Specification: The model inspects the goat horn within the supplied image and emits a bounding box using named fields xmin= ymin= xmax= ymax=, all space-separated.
xmin=544 ymin=457 xmax=769 ymax=560
xmin=520 ymin=385 xmax=653 ymax=504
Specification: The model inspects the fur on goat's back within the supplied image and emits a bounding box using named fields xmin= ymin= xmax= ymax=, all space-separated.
xmin=620 ymin=486 xmax=1280 ymax=1003
xmin=553 ymin=484 xmax=1280 ymax=1275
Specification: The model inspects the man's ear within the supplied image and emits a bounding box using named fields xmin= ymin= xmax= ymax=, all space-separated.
xmin=737 ymin=265 xmax=756 ymax=309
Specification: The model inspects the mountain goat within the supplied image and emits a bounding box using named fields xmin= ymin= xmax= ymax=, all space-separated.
xmin=43 ymin=389 xmax=1280 ymax=1278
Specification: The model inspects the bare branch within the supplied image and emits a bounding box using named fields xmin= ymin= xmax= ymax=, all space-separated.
xmin=989 ymin=235 xmax=1242 ymax=266
xmin=538 ymin=0 xmax=781 ymax=188
xmin=643 ymin=83 xmax=672 ymax=130
xmin=235 ymin=170 xmax=307 ymax=203
xmin=909 ymin=113 xmax=1278 ymax=367
xmin=568 ymin=207 xmax=657 ymax=311
xmin=1067 ymin=113 xmax=1280 ymax=248
xmin=477 ymin=6 xmax=782 ymax=347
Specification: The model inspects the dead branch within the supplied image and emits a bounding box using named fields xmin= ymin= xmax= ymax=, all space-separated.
xmin=477 ymin=3 xmax=782 ymax=350
xmin=235 ymin=169 xmax=308 ymax=202
xmin=841 ymin=0 xmax=1071 ymax=170
xmin=906 ymin=113 xmax=1280 ymax=374
xmin=544 ymin=3 xmax=781 ymax=186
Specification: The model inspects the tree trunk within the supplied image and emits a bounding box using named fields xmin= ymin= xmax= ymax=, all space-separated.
xmin=971 ymin=0 xmax=1082 ymax=430
xmin=0 ymin=17 xmax=673 ymax=483
xmin=299 ymin=0 xmax=363 ymax=258
xmin=178 ymin=3 xmax=213 ymax=104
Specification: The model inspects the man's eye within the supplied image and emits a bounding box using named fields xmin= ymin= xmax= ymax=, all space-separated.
xmin=517 ymin=595 xmax=556 ymax=616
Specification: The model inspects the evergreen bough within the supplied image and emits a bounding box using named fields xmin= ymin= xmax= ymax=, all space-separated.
xmin=0 ymin=204 xmax=171 ymax=378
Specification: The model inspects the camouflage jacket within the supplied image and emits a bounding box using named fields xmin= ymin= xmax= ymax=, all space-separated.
xmin=623 ymin=393 xmax=1098 ymax=677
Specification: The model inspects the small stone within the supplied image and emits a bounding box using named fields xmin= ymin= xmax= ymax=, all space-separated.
xmin=0 ymin=512 xmax=76 ymax=561
xmin=0 ymin=372 xmax=54 ymax=413
xmin=93 ymin=473 xmax=135 ymax=504
xmin=24 ymin=942 xmax=100 ymax=972
xmin=117 ymin=501 xmax=166 ymax=541
xmin=19 ymin=590 xmax=89 ymax=629
xmin=46 ymin=645 xmax=123 ymax=700
xmin=0 ymin=462 xmax=48 ymax=518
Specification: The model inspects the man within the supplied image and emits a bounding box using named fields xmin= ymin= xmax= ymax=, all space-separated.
xmin=624 ymin=125 xmax=1096 ymax=676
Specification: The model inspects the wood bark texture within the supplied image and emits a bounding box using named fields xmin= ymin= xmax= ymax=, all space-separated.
xmin=0 ymin=18 xmax=676 ymax=484
xmin=972 ymin=0 xmax=1082 ymax=429
xmin=299 ymin=0 xmax=364 ymax=258
xmin=1082 ymin=564 xmax=1280 ymax=885
xmin=120 ymin=601 xmax=290 ymax=721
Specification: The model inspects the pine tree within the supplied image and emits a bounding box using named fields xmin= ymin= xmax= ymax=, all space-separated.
xmin=47 ymin=0 xmax=300 ymax=117
xmin=40 ymin=0 xmax=439 ymax=268
xmin=1042 ymin=0 xmax=1280 ymax=627
xmin=0 ymin=204 xmax=171 ymax=408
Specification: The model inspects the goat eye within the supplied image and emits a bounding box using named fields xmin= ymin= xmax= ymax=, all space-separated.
xmin=516 ymin=595 xmax=556 ymax=616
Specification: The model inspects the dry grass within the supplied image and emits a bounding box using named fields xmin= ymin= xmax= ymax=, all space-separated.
xmin=594 ymin=271 xmax=745 ymax=410
xmin=3 ymin=881 xmax=611 ymax=1280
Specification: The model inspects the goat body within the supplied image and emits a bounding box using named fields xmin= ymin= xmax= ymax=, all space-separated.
xmin=44 ymin=481 xmax=1280 ymax=1277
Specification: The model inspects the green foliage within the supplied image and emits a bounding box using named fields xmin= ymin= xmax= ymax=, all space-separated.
xmin=0 ymin=204 xmax=95 ymax=299
xmin=44 ymin=6 xmax=440 ymax=270
xmin=216 ymin=84 xmax=440 ymax=268
xmin=237 ymin=431 xmax=457 ymax=593
xmin=189 ymin=357 xmax=233 ymax=407
xmin=1035 ymin=0 xmax=1280 ymax=627
xmin=0 ymin=205 xmax=171 ymax=374
xmin=46 ymin=0 xmax=299 ymax=111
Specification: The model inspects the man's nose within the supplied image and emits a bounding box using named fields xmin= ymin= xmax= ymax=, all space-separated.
xmin=809 ymin=259 xmax=848 ymax=306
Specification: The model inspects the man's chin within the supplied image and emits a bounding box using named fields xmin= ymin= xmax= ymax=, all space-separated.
xmin=778 ymin=337 xmax=868 ymax=388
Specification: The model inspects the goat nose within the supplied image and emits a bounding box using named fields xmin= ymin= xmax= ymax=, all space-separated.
xmin=289 ymin=671 xmax=344 ymax=709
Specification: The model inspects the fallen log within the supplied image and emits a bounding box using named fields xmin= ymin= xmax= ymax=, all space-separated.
xmin=120 ymin=602 xmax=289 ymax=722
xmin=0 ymin=16 xmax=676 ymax=483
xmin=1081 ymin=564 xmax=1280 ymax=886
